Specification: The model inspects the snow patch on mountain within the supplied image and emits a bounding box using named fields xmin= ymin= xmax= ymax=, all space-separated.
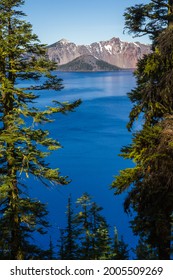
xmin=105 ymin=45 xmax=112 ymax=54
xmin=47 ymin=37 xmax=151 ymax=68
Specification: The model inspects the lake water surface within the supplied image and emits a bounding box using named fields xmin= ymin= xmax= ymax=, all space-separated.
xmin=28 ymin=71 xmax=138 ymax=254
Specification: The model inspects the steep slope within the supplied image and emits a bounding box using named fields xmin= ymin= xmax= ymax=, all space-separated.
xmin=47 ymin=37 xmax=151 ymax=68
xmin=58 ymin=54 xmax=120 ymax=71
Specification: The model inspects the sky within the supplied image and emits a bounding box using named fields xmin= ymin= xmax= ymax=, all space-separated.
xmin=23 ymin=0 xmax=151 ymax=46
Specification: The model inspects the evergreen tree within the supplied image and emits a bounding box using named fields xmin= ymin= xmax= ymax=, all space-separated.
xmin=74 ymin=193 xmax=93 ymax=259
xmin=112 ymin=117 xmax=173 ymax=259
xmin=57 ymin=194 xmax=129 ymax=260
xmin=133 ymin=236 xmax=158 ymax=260
xmin=46 ymin=237 xmax=55 ymax=260
xmin=111 ymin=227 xmax=129 ymax=260
xmin=57 ymin=229 xmax=66 ymax=260
xmin=112 ymin=0 xmax=173 ymax=259
xmin=0 ymin=0 xmax=80 ymax=259
xmin=65 ymin=196 xmax=79 ymax=259
xmin=73 ymin=193 xmax=112 ymax=260
xmin=90 ymin=202 xmax=112 ymax=259
xmin=94 ymin=222 xmax=112 ymax=260
xmin=124 ymin=0 xmax=173 ymax=41
xmin=58 ymin=196 xmax=78 ymax=259
xmin=127 ymin=28 xmax=173 ymax=130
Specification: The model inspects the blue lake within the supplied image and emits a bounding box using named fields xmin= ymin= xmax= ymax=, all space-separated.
xmin=27 ymin=71 xmax=138 ymax=255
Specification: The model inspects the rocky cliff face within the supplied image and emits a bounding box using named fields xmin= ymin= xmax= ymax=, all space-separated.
xmin=47 ymin=37 xmax=151 ymax=69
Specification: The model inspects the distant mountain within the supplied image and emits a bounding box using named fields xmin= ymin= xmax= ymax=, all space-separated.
xmin=47 ymin=37 xmax=151 ymax=69
xmin=58 ymin=54 xmax=120 ymax=71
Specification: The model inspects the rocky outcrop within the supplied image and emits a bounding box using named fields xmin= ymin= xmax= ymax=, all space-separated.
xmin=47 ymin=37 xmax=151 ymax=69
xmin=58 ymin=54 xmax=120 ymax=71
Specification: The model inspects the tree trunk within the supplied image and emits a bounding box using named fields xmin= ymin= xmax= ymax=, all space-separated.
xmin=10 ymin=186 xmax=23 ymax=260
xmin=8 ymin=156 xmax=23 ymax=260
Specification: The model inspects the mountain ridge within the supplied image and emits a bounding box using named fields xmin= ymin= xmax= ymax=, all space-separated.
xmin=47 ymin=37 xmax=151 ymax=69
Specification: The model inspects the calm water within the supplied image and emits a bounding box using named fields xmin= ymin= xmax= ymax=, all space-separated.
xmin=27 ymin=71 xmax=138 ymax=254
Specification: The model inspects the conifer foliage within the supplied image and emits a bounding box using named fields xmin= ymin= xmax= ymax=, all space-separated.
xmin=112 ymin=0 xmax=173 ymax=259
xmin=58 ymin=194 xmax=129 ymax=260
xmin=0 ymin=0 xmax=80 ymax=259
xmin=124 ymin=0 xmax=173 ymax=41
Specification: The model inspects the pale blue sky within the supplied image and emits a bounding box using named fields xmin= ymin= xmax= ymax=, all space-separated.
xmin=23 ymin=0 xmax=150 ymax=45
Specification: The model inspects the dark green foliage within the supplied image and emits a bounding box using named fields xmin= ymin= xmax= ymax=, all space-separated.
xmin=127 ymin=28 xmax=173 ymax=130
xmin=46 ymin=237 xmax=55 ymax=260
xmin=0 ymin=197 xmax=50 ymax=259
xmin=74 ymin=193 xmax=112 ymax=259
xmin=124 ymin=0 xmax=173 ymax=41
xmin=111 ymin=227 xmax=129 ymax=260
xmin=58 ymin=196 xmax=79 ymax=260
xmin=133 ymin=237 xmax=159 ymax=260
xmin=112 ymin=0 xmax=173 ymax=260
xmin=57 ymin=194 xmax=129 ymax=260
xmin=57 ymin=229 xmax=66 ymax=260
xmin=113 ymin=117 xmax=173 ymax=259
xmin=0 ymin=0 xmax=80 ymax=259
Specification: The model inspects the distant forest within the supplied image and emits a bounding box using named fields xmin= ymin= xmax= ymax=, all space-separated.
xmin=0 ymin=0 xmax=173 ymax=260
